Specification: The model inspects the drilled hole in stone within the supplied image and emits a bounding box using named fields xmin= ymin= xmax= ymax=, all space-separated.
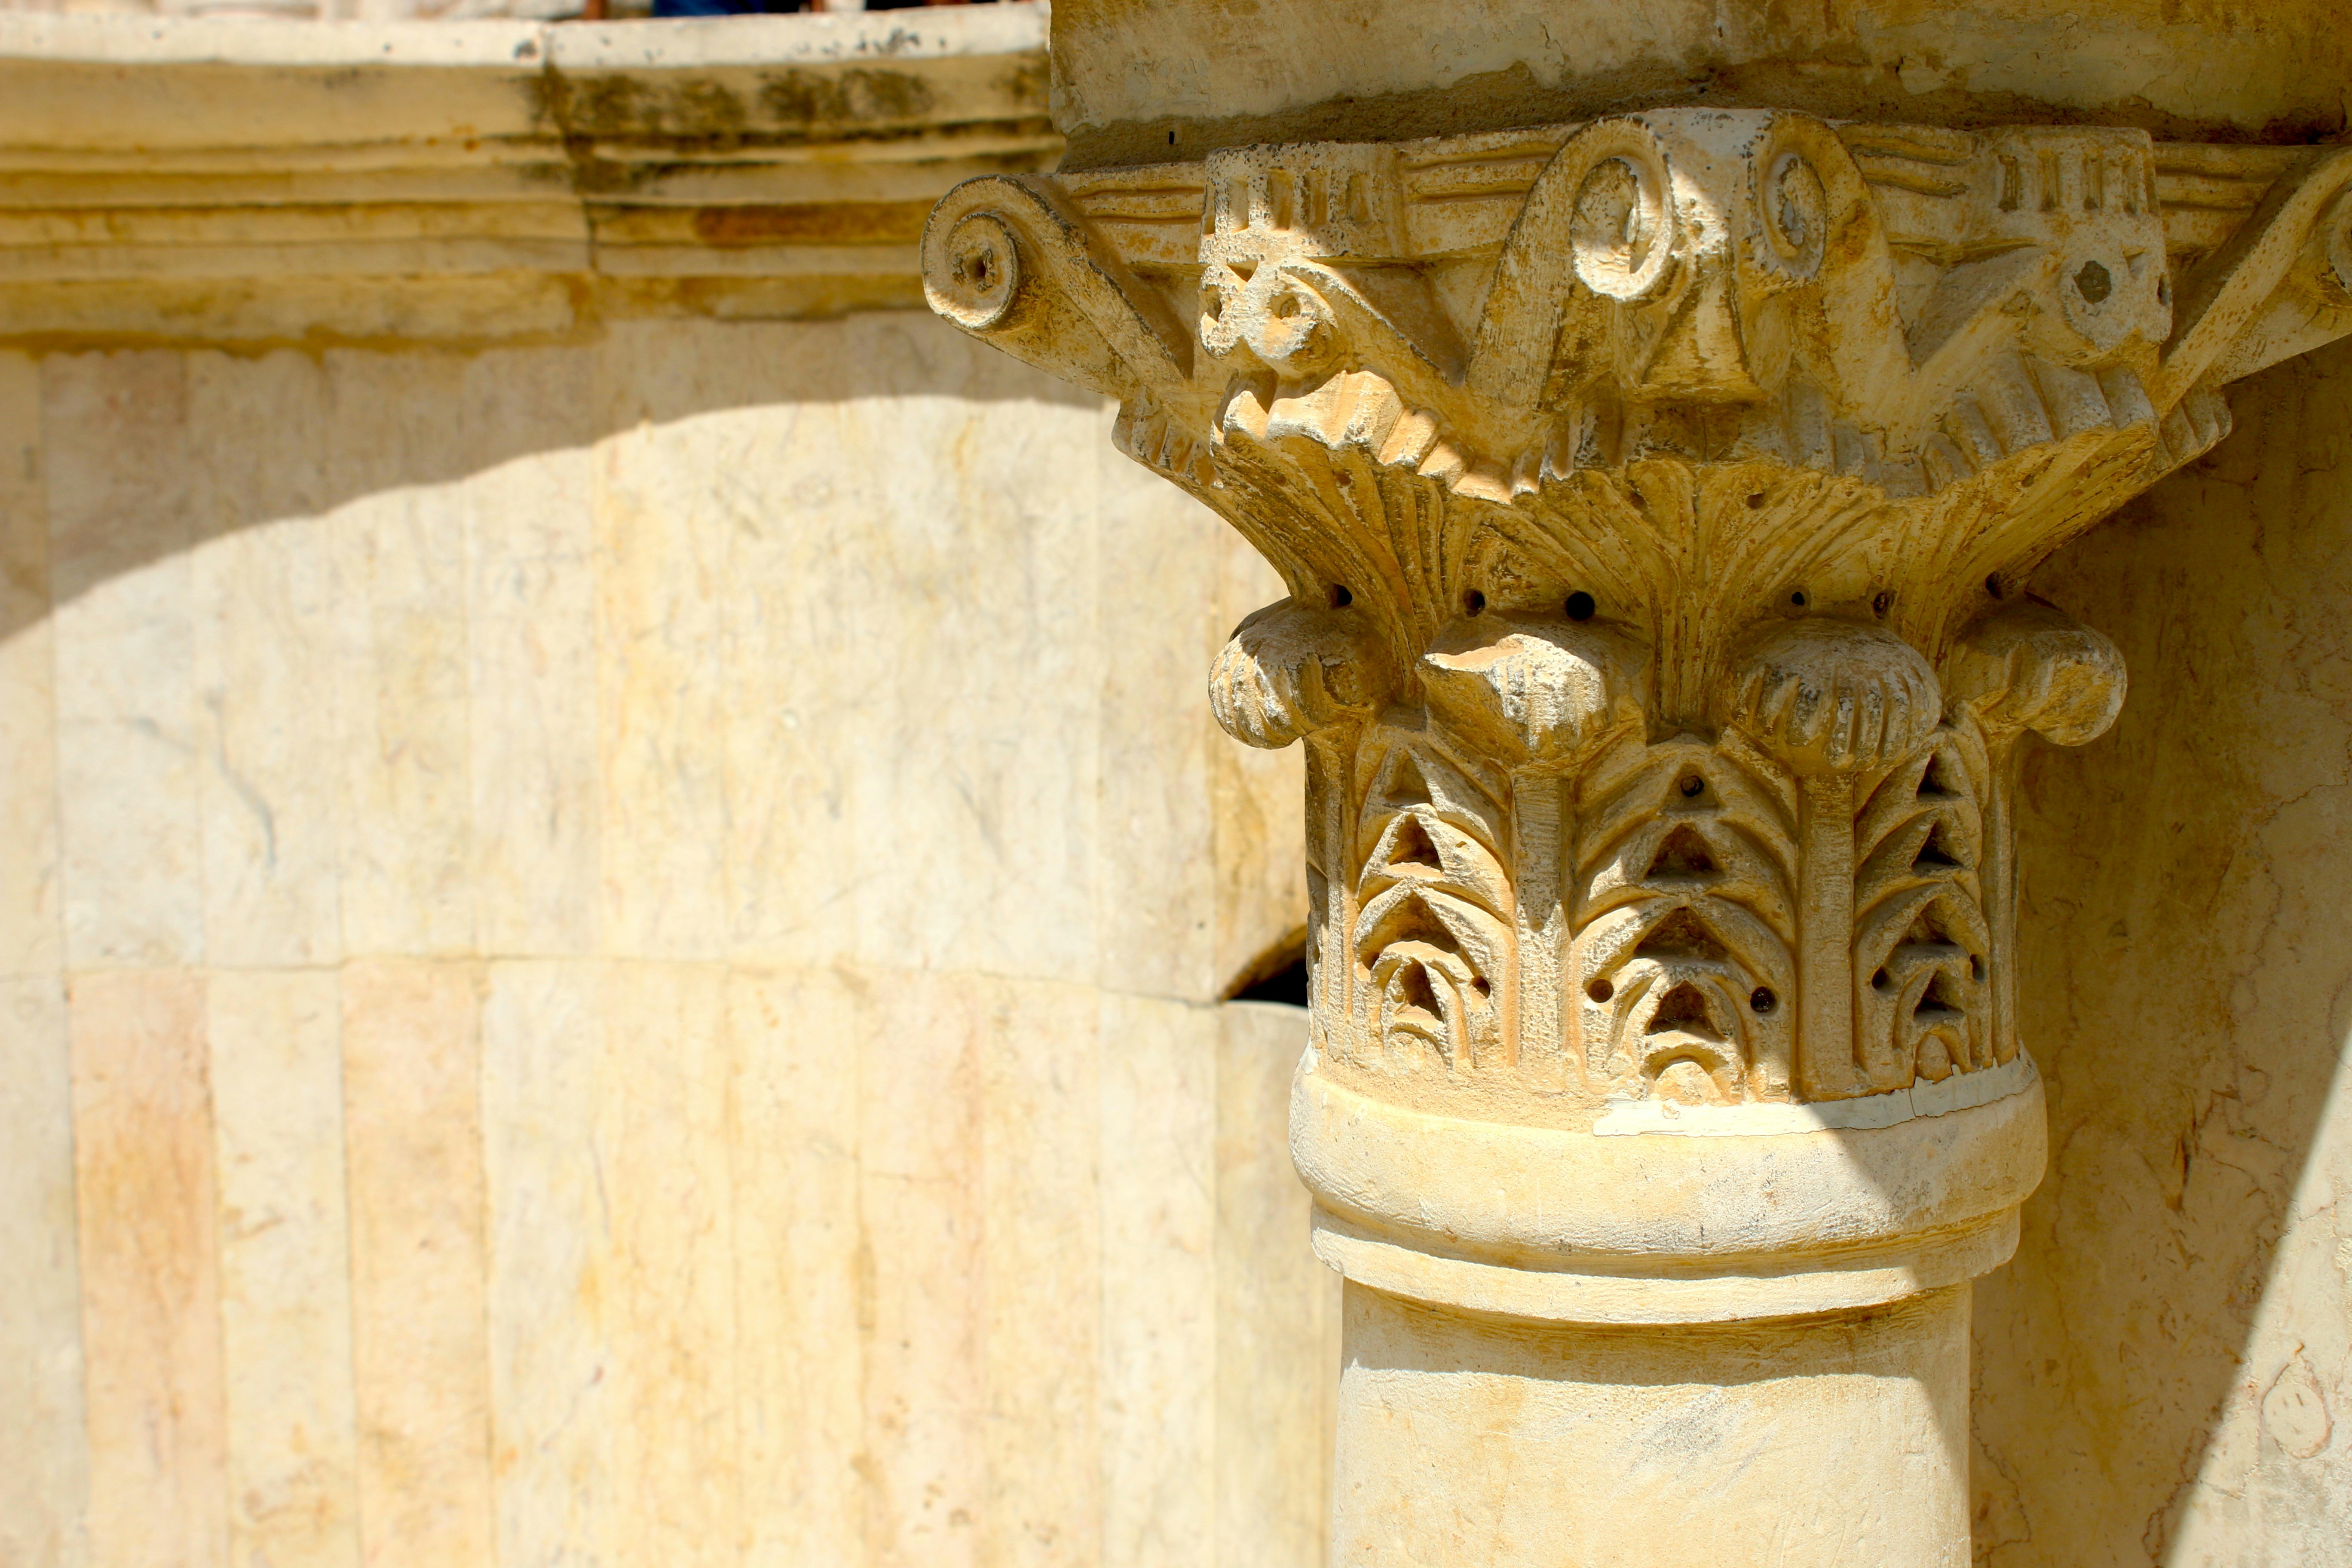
xmin=1872 ymin=967 xmax=1892 ymax=991
xmin=1789 ymin=588 xmax=1810 ymax=609
xmin=1985 ymin=573 xmax=2006 ymax=599
xmin=1565 ymin=591 xmax=1597 ymax=622
xmin=1587 ymin=977 xmax=1614 ymax=1004
xmin=2159 ymin=275 xmax=2172 ymax=306
xmin=1678 ymin=774 xmax=1705 ymax=799
xmin=1463 ymin=589 xmax=1487 ymax=616
xmin=1751 ymin=987 xmax=1777 ymax=1014
xmin=1747 ymin=491 xmax=1768 ymax=510
xmin=1873 ymin=591 xmax=1893 ymax=618
xmin=1471 ymin=976 xmax=1492 ymax=996
xmin=1329 ymin=584 xmax=1353 ymax=609
xmin=1970 ymin=953 xmax=1985 ymax=982
xmin=2075 ymin=259 xmax=2113 ymax=303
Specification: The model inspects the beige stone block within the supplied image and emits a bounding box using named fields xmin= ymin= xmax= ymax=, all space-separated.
xmin=322 ymin=355 xmax=480 ymax=960
xmin=45 ymin=352 xmax=205 ymax=969
xmin=1091 ymin=430 xmax=1220 ymax=1000
xmin=0 ymin=976 xmax=88 ymax=1568
xmin=582 ymin=317 xmax=1283 ymax=996
xmin=340 ymin=959 xmax=493 ymax=1568
xmin=588 ymin=324 xmax=867 ymax=965
xmin=980 ymin=976 xmax=1103 ymax=1568
xmin=602 ymin=334 xmax=870 ymax=968
xmin=831 ymin=324 xmax=1104 ymax=982
xmin=1215 ymin=1001 xmax=1334 ymax=1568
xmin=208 ymin=969 xmax=361 ymax=1568
xmin=0 ymin=349 xmax=60 ymax=979
xmin=478 ymin=959 xmax=614 ymax=1566
xmin=1098 ymin=989 xmax=1216 ymax=1568
xmin=856 ymin=965 xmax=988 ymax=1568
xmin=70 ymin=968 xmax=226 ymax=1568
xmin=594 ymin=962 xmax=741 ymax=1568
xmin=189 ymin=353 xmax=348 ymax=969
xmin=728 ymin=965 xmax=865 ymax=1567
xmin=461 ymin=357 xmax=600 ymax=959
xmin=591 ymin=409 xmax=732 ymax=959
xmin=481 ymin=961 xmax=743 ymax=1568
xmin=0 ymin=277 xmax=581 ymax=350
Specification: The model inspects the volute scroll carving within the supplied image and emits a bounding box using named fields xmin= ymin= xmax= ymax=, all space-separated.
xmin=928 ymin=105 xmax=2351 ymax=1250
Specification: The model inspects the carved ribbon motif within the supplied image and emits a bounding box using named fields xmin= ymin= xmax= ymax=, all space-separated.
xmin=925 ymin=110 xmax=2352 ymax=1112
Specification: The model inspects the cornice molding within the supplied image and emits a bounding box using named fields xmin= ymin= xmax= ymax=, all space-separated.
xmin=0 ymin=12 xmax=1056 ymax=343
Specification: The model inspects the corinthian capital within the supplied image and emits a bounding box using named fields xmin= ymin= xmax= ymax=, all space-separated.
xmin=927 ymin=102 xmax=2352 ymax=1566
xmin=929 ymin=107 xmax=2346 ymax=1109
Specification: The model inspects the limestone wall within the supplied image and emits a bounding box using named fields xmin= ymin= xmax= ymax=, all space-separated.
xmin=0 ymin=7 xmax=2348 ymax=1565
xmin=1983 ymin=339 xmax=2352 ymax=1566
xmin=0 ymin=315 xmax=1332 ymax=1568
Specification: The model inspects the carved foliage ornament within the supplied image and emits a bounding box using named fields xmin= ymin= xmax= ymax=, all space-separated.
xmin=925 ymin=110 xmax=2352 ymax=1116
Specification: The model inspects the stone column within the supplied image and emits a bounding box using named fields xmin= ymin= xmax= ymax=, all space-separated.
xmin=923 ymin=104 xmax=2352 ymax=1565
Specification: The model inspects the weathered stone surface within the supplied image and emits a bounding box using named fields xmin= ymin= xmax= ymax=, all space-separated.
xmin=4 ymin=6 xmax=2351 ymax=1565
xmin=0 ymin=317 xmax=1329 ymax=1568
xmin=1051 ymin=0 xmax=2352 ymax=167
xmin=0 ymin=10 xmax=1058 ymax=340
xmin=928 ymin=12 xmax=2352 ymax=1561
xmin=1975 ymin=337 xmax=2352 ymax=1567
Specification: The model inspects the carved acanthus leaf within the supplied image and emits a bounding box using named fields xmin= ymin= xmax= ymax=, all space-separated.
xmin=929 ymin=108 xmax=2352 ymax=1115
xmin=1723 ymin=619 xmax=1942 ymax=775
xmin=1944 ymin=598 xmax=2128 ymax=748
xmin=1209 ymin=597 xmax=1396 ymax=748
xmin=1418 ymin=612 xmax=1646 ymax=767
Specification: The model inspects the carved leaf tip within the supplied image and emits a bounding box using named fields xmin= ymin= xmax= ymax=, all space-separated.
xmin=1723 ymin=619 xmax=1943 ymax=774
xmin=1946 ymin=598 xmax=2127 ymax=747
xmin=1209 ymin=598 xmax=1396 ymax=749
xmin=1419 ymin=613 xmax=1647 ymax=766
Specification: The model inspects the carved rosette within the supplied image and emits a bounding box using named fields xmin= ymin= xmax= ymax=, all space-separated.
xmin=926 ymin=110 xmax=2352 ymax=1320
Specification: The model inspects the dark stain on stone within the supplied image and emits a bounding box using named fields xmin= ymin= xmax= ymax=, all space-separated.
xmin=691 ymin=200 xmax=934 ymax=246
xmin=756 ymin=68 xmax=938 ymax=132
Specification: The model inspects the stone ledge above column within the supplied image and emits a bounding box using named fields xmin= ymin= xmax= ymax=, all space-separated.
xmin=0 ymin=9 xmax=1056 ymax=345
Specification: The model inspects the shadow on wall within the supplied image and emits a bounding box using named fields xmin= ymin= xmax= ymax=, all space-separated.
xmin=1979 ymin=339 xmax=2352 ymax=1564
xmin=0 ymin=306 xmax=1333 ymax=1568
xmin=1 ymin=312 xmax=1099 ymax=650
